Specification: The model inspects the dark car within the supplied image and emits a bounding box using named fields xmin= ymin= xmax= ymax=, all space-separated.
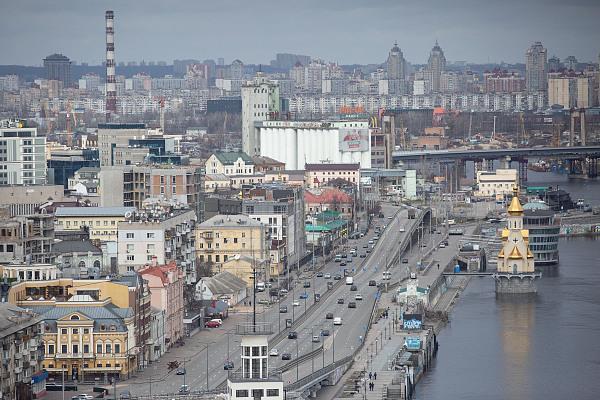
xmin=337 ymin=298 xmax=344 ymax=304
xmin=288 ymin=331 xmax=298 ymax=339
xmin=316 ymin=272 xmax=323 ymax=277
xmin=279 ymin=306 xmax=288 ymax=313
xmin=369 ymin=280 xmax=377 ymax=286
xmin=119 ymin=391 xmax=132 ymax=399
xmin=362 ymin=244 xmax=368 ymax=248
xmin=360 ymin=253 xmax=366 ymax=258
xmin=326 ymin=312 xmax=334 ymax=319
xmin=366 ymin=249 xmax=371 ymax=254
xmin=350 ymin=285 xmax=357 ymax=291
xmin=341 ymin=254 xmax=347 ymax=258
xmin=321 ymin=329 xmax=330 ymax=336
xmin=402 ymin=258 xmax=409 ymax=264
xmin=334 ymin=274 xmax=342 ymax=280
xmin=282 ymin=353 xmax=292 ymax=360
xmin=303 ymin=281 xmax=311 ymax=288
xmin=348 ymin=302 xmax=357 ymax=308
xmin=340 ymin=261 xmax=347 ymax=266
xmin=224 ymin=361 xmax=234 ymax=370
xmin=299 ymin=292 xmax=308 ymax=299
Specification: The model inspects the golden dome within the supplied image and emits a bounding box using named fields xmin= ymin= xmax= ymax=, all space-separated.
xmin=508 ymin=247 xmax=522 ymax=259
xmin=507 ymin=195 xmax=524 ymax=215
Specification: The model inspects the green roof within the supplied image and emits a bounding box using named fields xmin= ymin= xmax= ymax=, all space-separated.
xmin=315 ymin=210 xmax=342 ymax=222
xmin=214 ymin=151 xmax=254 ymax=166
xmin=306 ymin=219 xmax=349 ymax=232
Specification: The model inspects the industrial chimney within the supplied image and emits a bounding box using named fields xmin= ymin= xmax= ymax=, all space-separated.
xmin=105 ymin=10 xmax=117 ymax=120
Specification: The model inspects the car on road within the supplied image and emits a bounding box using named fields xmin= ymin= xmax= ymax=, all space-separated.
xmin=350 ymin=285 xmax=357 ymax=291
xmin=179 ymin=385 xmax=190 ymax=394
xmin=316 ymin=272 xmax=323 ymax=277
xmin=326 ymin=312 xmax=334 ymax=319
xmin=303 ymin=281 xmax=311 ymax=288
xmin=402 ymin=258 xmax=409 ymax=264
xmin=439 ymin=243 xmax=446 ymax=248
xmin=282 ymin=353 xmax=292 ymax=360
xmin=321 ymin=329 xmax=330 ymax=336
xmin=399 ymin=227 xmax=406 ymax=232
xmin=355 ymin=294 xmax=363 ymax=300
xmin=334 ymin=274 xmax=342 ymax=280
xmin=337 ymin=298 xmax=345 ymax=304
xmin=72 ymin=395 xmax=93 ymax=400
xmin=119 ymin=391 xmax=132 ymax=399
xmin=279 ymin=289 xmax=288 ymax=296
xmin=363 ymin=244 xmax=368 ymax=248
xmin=341 ymin=254 xmax=347 ymax=258
xmin=258 ymin=299 xmax=270 ymax=305
xmin=369 ymin=280 xmax=377 ymax=286
xmin=312 ymin=335 xmax=320 ymax=343
xmin=340 ymin=261 xmax=347 ymax=266
xmin=293 ymin=300 xmax=300 ymax=307
xmin=324 ymin=273 xmax=331 ymax=279
xmin=374 ymin=236 xmax=380 ymax=241
xmin=176 ymin=368 xmax=186 ymax=375
xmin=388 ymin=216 xmax=393 ymax=219
xmin=299 ymin=293 xmax=308 ymax=299
xmin=366 ymin=249 xmax=371 ymax=254
xmin=270 ymin=348 xmax=279 ymax=356
xmin=348 ymin=302 xmax=357 ymax=308
xmin=288 ymin=331 xmax=298 ymax=339
xmin=333 ymin=317 xmax=342 ymax=325
xmin=327 ymin=282 xmax=334 ymax=290
xmin=368 ymin=240 xmax=374 ymax=245
xmin=224 ymin=361 xmax=235 ymax=370
xmin=279 ymin=306 xmax=288 ymax=313
xmin=360 ymin=253 xmax=366 ymax=258
xmin=205 ymin=320 xmax=220 ymax=328
xmin=209 ymin=318 xmax=223 ymax=326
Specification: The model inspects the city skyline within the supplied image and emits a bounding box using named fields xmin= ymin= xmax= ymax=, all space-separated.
xmin=1 ymin=0 xmax=599 ymax=66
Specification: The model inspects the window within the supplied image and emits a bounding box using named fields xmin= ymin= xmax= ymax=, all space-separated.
xmin=126 ymin=233 xmax=134 ymax=239
xmin=147 ymin=232 xmax=155 ymax=239
xmin=61 ymin=328 xmax=67 ymax=335
xmin=126 ymin=244 xmax=134 ymax=253
xmin=72 ymin=344 xmax=79 ymax=354
xmin=96 ymin=343 xmax=102 ymax=354
xmin=267 ymin=389 xmax=279 ymax=397
xmin=48 ymin=344 xmax=55 ymax=354
xmin=72 ymin=328 xmax=79 ymax=334
xmin=114 ymin=343 xmax=121 ymax=354
xmin=236 ymin=390 xmax=249 ymax=398
xmin=83 ymin=344 xmax=89 ymax=353
xmin=61 ymin=345 xmax=67 ymax=354
xmin=70 ymin=315 xmax=80 ymax=320
xmin=252 ymin=389 xmax=264 ymax=399
xmin=105 ymin=343 xmax=112 ymax=354
xmin=127 ymin=255 xmax=134 ymax=261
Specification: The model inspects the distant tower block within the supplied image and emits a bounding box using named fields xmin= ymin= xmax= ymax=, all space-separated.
xmin=105 ymin=10 xmax=117 ymax=120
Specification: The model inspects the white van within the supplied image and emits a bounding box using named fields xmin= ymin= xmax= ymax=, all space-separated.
xmin=333 ymin=317 xmax=342 ymax=326
xmin=256 ymin=282 xmax=265 ymax=292
xmin=346 ymin=277 xmax=354 ymax=285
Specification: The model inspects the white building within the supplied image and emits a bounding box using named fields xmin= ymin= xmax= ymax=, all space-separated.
xmin=475 ymin=169 xmax=519 ymax=198
xmin=0 ymin=120 xmax=46 ymax=185
xmin=241 ymin=75 xmax=280 ymax=156
xmin=258 ymin=120 xmax=372 ymax=170
xmin=205 ymin=151 xmax=255 ymax=176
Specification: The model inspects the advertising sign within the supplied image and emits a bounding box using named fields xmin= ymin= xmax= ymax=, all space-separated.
xmin=339 ymin=128 xmax=369 ymax=152
xmin=402 ymin=313 xmax=423 ymax=330
xmin=405 ymin=337 xmax=421 ymax=351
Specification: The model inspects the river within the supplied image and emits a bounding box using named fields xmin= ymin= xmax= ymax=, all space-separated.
xmin=414 ymin=173 xmax=600 ymax=400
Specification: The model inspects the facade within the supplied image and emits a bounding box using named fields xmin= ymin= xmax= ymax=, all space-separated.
xmin=241 ymin=75 xmax=281 ymax=156
xmin=195 ymin=270 xmax=247 ymax=304
xmin=484 ymin=71 xmax=525 ymax=93
xmin=475 ymin=169 xmax=518 ymax=198
xmin=0 ymin=121 xmax=46 ymax=185
xmin=386 ymin=43 xmax=406 ymax=94
xmin=526 ymin=42 xmax=548 ymax=92
xmin=258 ymin=120 xmax=372 ymax=170
xmin=548 ymin=73 xmax=595 ymax=108
xmin=149 ymin=308 xmax=166 ymax=362
xmin=55 ymin=206 xmax=135 ymax=242
xmin=8 ymin=276 xmax=152 ymax=373
xmin=205 ymin=151 xmax=255 ymax=176
xmin=0 ymin=185 xmax=66 ymax=217
xmin=427 ymin=41 xmax=446 ymax=93
xmin=117 ymin=207 xmax=196 ymax=282
xmin=304 ymin=188 xmax=354 ymax=219
xmin=494 ymin=190 xmax=541 ymax=293
xmin=195 ymin=215 xmax=270 ymax=282
xmin=0 ymin=210 xmax=54 ymax=264
xmin=523 ymin=202 xmax=560 ymax=265
xmin=97 ymin=123 xmax=147 ymax=167
xmin=68 ymin=166 xmax=100 ymax=196
xmin=0 ymin=263 xmax=59 ymax=282
xmin=305 ymin=163 xmax=360 ymax=189
xmin=139 ymin=261 xmax=184 ymax=349
xmin=53 ymin=240 xmax=104 ymax=278
xmin=0 ymin=304 xmax=46 ymax=400
xmin=43 ymin=53 xmax=71 ymax=86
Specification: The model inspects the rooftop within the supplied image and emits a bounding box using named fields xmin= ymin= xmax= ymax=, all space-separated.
xmin=305 ymin=163 xmax=360 ymax=172
xmin=214 ymin=151 xmax=254 ymax=166
xmin=199 ymin=214 xmax=263 ymax=228
xmin=52 ymin=240 xmax=102 ymax=254
xmin=55 ymin=206 xmax=136 ymax=217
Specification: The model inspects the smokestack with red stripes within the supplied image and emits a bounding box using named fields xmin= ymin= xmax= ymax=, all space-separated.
xmin=105 ymin=10 xmax=117 ymax=120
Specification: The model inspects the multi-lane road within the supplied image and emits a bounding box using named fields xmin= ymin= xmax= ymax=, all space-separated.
xmin=116 ymin=203 xmax=425 ymax=397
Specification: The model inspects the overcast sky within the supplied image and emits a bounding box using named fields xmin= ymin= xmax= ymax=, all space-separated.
xmin=2 ymin=0 xmax=599 ymax=66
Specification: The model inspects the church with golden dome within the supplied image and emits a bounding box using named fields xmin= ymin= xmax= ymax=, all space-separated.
xmin=493 ymin=187 xmax=542 ymax=293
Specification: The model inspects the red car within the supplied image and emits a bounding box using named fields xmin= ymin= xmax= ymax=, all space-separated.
xmin=205 ymin=320 xmax=220 ymax=328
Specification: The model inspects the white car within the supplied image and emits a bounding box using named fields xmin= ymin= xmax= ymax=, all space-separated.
xmin=324 ymin=273 xmax=331 ymax=279
xmin=293 ymin=300 xmax=300 ymax=307
xmin=355 ymin=294 xmax=363 ymax=301
xmin=269 ymin=348 xmax=279 ymax=356
xmin=210 ymin=318 xmax=223 ymax=326
xmin=439 ymin=243 xmax=446 ymax=248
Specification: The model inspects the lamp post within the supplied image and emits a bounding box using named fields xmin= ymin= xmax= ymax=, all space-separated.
xmin=332 ymin=322 xmax=336 ymax=364
xmin=295 ymin=336 xmax=299 ymax=382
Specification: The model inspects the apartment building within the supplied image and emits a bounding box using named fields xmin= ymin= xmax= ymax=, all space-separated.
xmin=0 ymin=304 xmax=46 ymax=400
xmin=475 ymin=169 xmax=519 ymax=198
xmin=205 ymin=151 xmax=255 ymax=176
xmin=0 ymin=120 xmax=46 ymax=185
xmin=0 ymin=207 xmax=54 ymax=264
xmin=55 ymin=206 xmax=135 ymax=242
xmin=304 ymin=163 xmax=360 ymax=189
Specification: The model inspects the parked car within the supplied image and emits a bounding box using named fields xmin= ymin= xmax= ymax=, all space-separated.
xmin=348 ymin=302 xmax=357 ymax=308
xmin=360 ymin=253 xmax=366 ymax=258
xmin=279 ymin=306 xmax=288 ymax=313
xmin=279 ymin=289 xmax=288 ymax=296
xmin=326 ymin=312 xmax=334 ymax=319
xmin=224 ymin=361 xmax=234 ymax=370
xmin=269 ymin=348 xmax=279 ymax=356
xmin=340 ymin=261 xmax=347 ymax=266
xmin=312 ymin=335 xmax=320 ymax=343
xmin=363 ymin=244 xmax=368 ymax=248
xmin=119 ymin=391 xmax=131 ymax=399
xmin=288 ymin=331 xmax=298 ymax=339
xmin=176 ymin=368 xmax=186 ymax=375
xmin=293 ymin=300 xmax=300 ymax=307
xmin=333 ymin=317 xmax=342 ymax=325
xmin=281 ymin=353 xmax=292 ymax=360
xmin=72 ymin=395 xmax=93 ymax=400
xmin=210 ymin=318 xmax=223 ymax=326
xmin=337 ymin=298 xmax=345 ymax=304
xmin=299 ymin=292 xmax=308 ymax=299
xmin=369 ymin=280 xmax=377 ymax=286
xmin=366 ymin=249 xmax=371 ymax=254
xmin=303 ymin=281 xmax=311 ymax=288
xmin=205 ymin=320 xmax=220 ymax=328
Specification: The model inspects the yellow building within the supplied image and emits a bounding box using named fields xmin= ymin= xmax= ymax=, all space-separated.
xmin=196 ymin=214 xmax=270 ymax=282
xmin=54 ymin=206 xmax=136 ymax=242
xmin=8 ymin=277 xmax=152 ymax=380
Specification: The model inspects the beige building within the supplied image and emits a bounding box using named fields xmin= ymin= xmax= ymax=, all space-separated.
xmin=497 ymin=193 xmax=535 ymax=274
xmin=475 ymin=169 xmax=518 ymax=198
xmin=196 ymin=214 xmax=270 ymax=282
xmin=98 ymin=123 xmax=147 ymax=167
xmin=304 ymin=163 xmax=360 ymax=189
xmin=548 ymin=73 xmax=596 ymax=108
xmin=205 ymin=151 xmax=255 ymax=176
xmin=219 ymin=255 xmax=268 ymax=285
xmin=54 ymin=206 xmax=135 ymax=242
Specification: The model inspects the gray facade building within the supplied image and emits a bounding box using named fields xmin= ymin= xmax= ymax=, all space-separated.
xmin=43 ymin=53 xmax=71 ymax=86
xmin=427 ymin=41 xmax=446 ymax=93
xmin=386 ymin=43 xmax=406 ymax=94
xmin=526 ymin=42 xmax=548 ymax=92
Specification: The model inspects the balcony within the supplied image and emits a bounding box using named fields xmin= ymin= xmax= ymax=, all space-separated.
xmin=14 ymin=352 xmax=22 ymax=360
xmin=29 ymin=338 xmax=39 ymax=348
xmin=14 ymin=366 xmax=22 ymax=374
xmin=203 ymin=232 xmax=214 ymax=240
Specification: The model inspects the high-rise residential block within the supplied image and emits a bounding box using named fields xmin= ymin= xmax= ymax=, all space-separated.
xmin=526 ymin=42 xmax=548 ymax=92
xmin=43 ymin=53 xmax=71 ymax=86
xmin=241 ymin=75 xmax=280 ymax=156
xmin=427 ymin=41 xmax=446 ymax=93
xmin=0 ymin=120 xmax=46 ymax=185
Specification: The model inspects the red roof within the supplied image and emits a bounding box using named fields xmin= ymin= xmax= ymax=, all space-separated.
xmin=305 ymin=188 xmax=353 ymax=204
xmin=139 ymin=260 xmax=178 ymax=285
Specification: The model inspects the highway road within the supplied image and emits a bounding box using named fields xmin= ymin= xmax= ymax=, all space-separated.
xmin=120 ymin=203 xmax=420 ymax=396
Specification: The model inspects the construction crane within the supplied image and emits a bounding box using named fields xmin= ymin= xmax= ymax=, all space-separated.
xmin=66 ymin=100 xmax=73 ymax=147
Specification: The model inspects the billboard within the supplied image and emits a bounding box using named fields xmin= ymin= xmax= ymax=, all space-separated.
xmin=402 ymin=313 xmax=423 ymax=330
xmin=339 ymin=128 xmax=369 ymax=152
xmin=405 ymin=337 xmax=421 ymax=351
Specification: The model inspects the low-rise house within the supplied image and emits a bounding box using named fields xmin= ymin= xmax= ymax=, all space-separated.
xmin=195 ymin=271 xmax=247 ymax=306
xmin=305 ymin=187 xmax=354 ymax=219
xmin=305 ymin=163 xmax=360 ymax=189
xmin=53 ymin=240 xmax=103 ymax=278
xmin=205 ymin=151 xmax=255 ymax=176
